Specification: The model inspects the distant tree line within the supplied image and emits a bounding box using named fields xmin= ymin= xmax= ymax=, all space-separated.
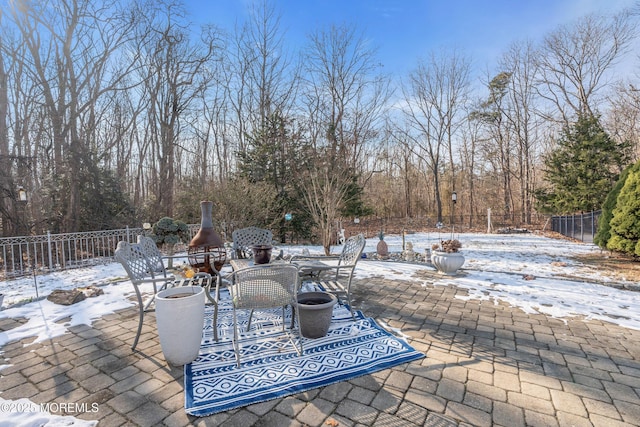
xmin=1 ymin=0 xmax=639 ymax=254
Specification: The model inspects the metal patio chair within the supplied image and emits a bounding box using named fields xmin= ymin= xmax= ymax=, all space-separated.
xmin=231 ymin=226 xmax=273 ymax=259
xmin=291 ymin=233 xmax=366 ymax=319
xmin=115 ymin=240 xmax=219 ymax=350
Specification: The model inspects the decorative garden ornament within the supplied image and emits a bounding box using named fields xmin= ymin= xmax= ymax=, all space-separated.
xmin=403 ymin=241 xmax=415 ymax=262
xmin=376 ymin=230 xmax=389 ymax=259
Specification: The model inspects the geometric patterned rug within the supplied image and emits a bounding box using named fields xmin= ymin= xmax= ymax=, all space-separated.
xmin=184 ymin=299 xmax=425 ymax=417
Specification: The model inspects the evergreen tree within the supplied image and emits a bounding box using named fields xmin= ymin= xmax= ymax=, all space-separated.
xmin=340 ymin=175 xmax=374 ymax=219
xmin=594 ymin=161 xmax=638 ymax=249
xmin=237 ymin=113 xmax=312 ymax=241
xmin=535 ymin=114 xmax=630 ymax=214
xmin=607 ymin=169 xmax=640 ymax=256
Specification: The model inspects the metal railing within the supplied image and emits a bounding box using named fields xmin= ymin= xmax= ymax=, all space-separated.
xmin=550 ymin=211 xmax=601 ymax=243
xmin=0 ymin=225 xmax=208 ymax=279
xmin=0 ymin=227 xmax=142 ymax=279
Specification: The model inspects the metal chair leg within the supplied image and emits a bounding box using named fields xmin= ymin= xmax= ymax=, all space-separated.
xmin=132 ymin=285 xmax=144 ymax=350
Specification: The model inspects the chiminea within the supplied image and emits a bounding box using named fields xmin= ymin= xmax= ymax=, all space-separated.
xmin=188 ymin=201 xmax=226 ymax=274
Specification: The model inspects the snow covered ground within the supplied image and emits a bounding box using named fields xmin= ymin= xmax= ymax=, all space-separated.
xmin=2 ymin=231 xmax=639 ymax=346
xmin=1 ymin=231 xmax=639 ymax=425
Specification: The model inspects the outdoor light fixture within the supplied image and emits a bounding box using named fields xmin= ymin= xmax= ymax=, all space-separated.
xmin=17 ymin=186 xmax=27 ymax=202
xmin=452 ymin=192 xmax=457 ymax=204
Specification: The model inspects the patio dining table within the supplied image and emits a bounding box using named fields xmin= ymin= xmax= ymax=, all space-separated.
xmin=229 ymin=257 xmax=334 ymax=279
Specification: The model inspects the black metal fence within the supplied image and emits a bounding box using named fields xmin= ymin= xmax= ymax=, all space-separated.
xmin=550 ymin=211 xmax=601 ymax=243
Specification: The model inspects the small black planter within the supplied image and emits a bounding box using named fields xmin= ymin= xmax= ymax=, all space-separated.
xmin=252 ymin=245 xmax=273 ymax=264
xmin=296 ymin=292 xmax=337 ymax=338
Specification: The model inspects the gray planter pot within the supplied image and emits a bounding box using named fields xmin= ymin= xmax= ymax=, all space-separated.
xmin=297 ymin=292 xmax=338 ymax=338
xmin=431 ymin=251 xmax=465 ymax=275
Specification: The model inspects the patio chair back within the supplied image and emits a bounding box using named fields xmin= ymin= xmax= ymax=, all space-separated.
xmin=136 ymin=236 xmax=167 ymax=274
xmin=231 ymin=264 xmax=299 ymax=310
xmin=114 ymin=240 xmax=164 ymax=350
xmin=338 ymin=233 xmax=366 ymax=268
xmin=232 ymin=226 xmax=273 ymax=259
xmin=115 ymin=241 xmax=158 ymax=284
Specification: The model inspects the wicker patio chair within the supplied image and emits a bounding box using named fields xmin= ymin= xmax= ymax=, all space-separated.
xmin=228 ymin=264 xmax=302 ymax=367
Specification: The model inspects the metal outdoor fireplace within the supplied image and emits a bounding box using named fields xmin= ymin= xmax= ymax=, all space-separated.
xmin=188 ymin=201 xmax=226 ymax=274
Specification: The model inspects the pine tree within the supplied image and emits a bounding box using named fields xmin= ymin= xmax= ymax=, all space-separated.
xmin=535 ymin=114 xmax=630 ymax=214
xmin=594 ymin=161 xmax=638 ymax=249
xmin=607 ymin=169 xmax=640 ymax=256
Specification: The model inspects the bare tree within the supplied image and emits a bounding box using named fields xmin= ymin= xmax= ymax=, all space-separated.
xmin=299 ymin=153 xmax=354 ymax=254
xmin=536 ymin=10 xmax=636 ymax=124
xmin=501 ymin=40 xmax=542 ymax=224
xmin=5 ymin=0 xmax=143 ymax=232
xmin=0 ymin=31 xmax=13 ymax=235
xmin=192 ymin=73 xmax=233 ymax=188
xmin=136 ymin=1 xmax=219 ymax=217
xmin=458 ymin=107 xmax=482 ymax=229
xmin=473 ymin=71 xmax=517 ymax=222
xmin=299 ymin=24 xmax=389 ymax=252
xmin=400 ymin=48 xmax=471 ymax=223
xmin=605 ymin=80 xmax=640 ymax=161
xmin=225 ymin=1 xmax=299 ymax=162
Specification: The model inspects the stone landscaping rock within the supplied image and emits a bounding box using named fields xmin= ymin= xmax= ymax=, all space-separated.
xmin=47 ymin=286 xmax=104 ymax=305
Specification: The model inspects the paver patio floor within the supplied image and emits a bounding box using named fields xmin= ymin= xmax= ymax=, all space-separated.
xmin=1 ymin=270 xmax=639 ymax=426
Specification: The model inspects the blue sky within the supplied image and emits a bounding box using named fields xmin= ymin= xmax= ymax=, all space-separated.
xmin=186 ymin=0 xmax=636 ymax=77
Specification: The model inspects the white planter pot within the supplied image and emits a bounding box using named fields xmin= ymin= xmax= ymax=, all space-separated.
xmin=155 ymin=286 xmax=205 ymax=366
xmin=431 ymin=251 xmax=465 ymax=275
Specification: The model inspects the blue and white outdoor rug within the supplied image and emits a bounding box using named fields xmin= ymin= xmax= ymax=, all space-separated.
xmin=184 ymin=300 xmax=425 ymax=417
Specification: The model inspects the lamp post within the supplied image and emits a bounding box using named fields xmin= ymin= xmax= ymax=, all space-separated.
xmin=17 ymin=186 xmax=28 ymax=236
xmin=451 ymin=191 xmax=457 ymax=237
xmin=16 ymin=185 xmax=38 ymax=295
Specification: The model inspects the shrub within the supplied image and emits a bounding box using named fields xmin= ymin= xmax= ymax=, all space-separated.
xmin=607 ymin=169 xmax=640 ymax=256
xmin=151 ymin=217 xmax=190 ymax=246
xmin=594 ymin=161 xmax=637 ymax=249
